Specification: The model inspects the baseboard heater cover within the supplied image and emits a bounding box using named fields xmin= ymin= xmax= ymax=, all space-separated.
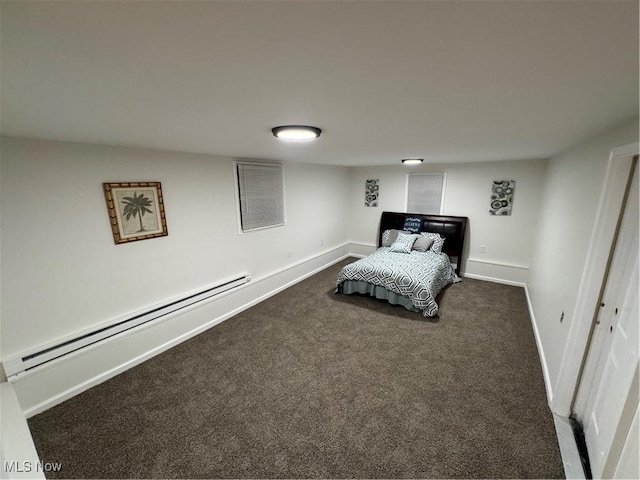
xmin=4 ymin=273 xmax=251 ymax=379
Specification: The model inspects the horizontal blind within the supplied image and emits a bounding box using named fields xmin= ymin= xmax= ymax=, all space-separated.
xmin=407 ymin=173 xmax=444 ymax=214
xmin=237 ymin=162 xmax=285 ymax=231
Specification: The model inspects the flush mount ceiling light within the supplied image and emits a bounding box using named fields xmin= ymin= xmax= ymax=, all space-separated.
xmin=272 ymin=125 xmax=322 ymax=140
xmin=401 ymin=158 xmax=424 ymax=165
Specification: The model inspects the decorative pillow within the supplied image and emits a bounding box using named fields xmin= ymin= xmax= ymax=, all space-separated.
xmin=403 ymin=217 xmax=423 ymax=233
xmin=412 ymin=234 xmax=434 ymax=252
xmin=421 ymin=232 xmax=445 ymax=253
xmin=382 ymin=229 xmax=410 ymax=247
xmin=390 ymin=232 xmax=416 ymax=253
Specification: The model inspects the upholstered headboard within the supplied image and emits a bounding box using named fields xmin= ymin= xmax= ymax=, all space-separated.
xmin=378 ymin=211 xmax=468 ymax=275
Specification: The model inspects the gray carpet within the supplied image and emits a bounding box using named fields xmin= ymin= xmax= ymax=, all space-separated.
xmin=28 ymin=258 xmax=565 ymax=479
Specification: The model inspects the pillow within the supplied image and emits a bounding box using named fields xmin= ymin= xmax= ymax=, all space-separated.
xmin=412 ymin=234 xmax=434 ymax=252
xmin=390 ymin=232 xmax=416 ymax=253
xmin=403 ymin=217 xmax=423 ymax=233
xmin=421 ymin=232 xmax=445 ymax=253
xmin=382 ymin=229 xmax=410 ymax=247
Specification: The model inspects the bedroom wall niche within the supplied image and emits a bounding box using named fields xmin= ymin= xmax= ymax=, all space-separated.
xmin=0 ymin=137 xmax=351 ymax=413
xmin=348 ymin=159 xmax=548 ymax=285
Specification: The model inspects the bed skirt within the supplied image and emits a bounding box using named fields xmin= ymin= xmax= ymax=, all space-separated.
xmin=336 ymin=280 xmax=420 ymax=312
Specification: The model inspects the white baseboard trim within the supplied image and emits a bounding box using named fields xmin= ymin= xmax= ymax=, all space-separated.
xmin=13 ymin=244 xmax=350 ymax=418
xmin=462 ymin=272 xmax=525 ymax=288
xmin=347 ymin=242 xmax=375 ymax=258
xmin=463 ymin=258 xmax=529 ymax=286
xmin=524 ymin=284 xmax=554 ymax=404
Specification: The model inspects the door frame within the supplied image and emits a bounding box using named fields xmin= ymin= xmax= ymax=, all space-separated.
xmin=550 ymin=141 xmax=639 ymax=417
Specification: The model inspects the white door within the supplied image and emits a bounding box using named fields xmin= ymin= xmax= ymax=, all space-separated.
xmin=574 ymin=161 xmax=639 ymax=479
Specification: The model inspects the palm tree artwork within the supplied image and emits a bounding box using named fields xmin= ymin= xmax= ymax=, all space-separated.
xmin=120 ymin=191 xmax=155 ymax=233
xmin=104 ymin=182 xmax=167 ymax=244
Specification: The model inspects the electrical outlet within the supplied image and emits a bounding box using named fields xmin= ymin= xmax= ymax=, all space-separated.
xmin=479 ymin=245 xmax=486 ymax=253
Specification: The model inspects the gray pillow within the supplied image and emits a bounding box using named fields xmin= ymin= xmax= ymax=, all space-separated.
xmin=412 ymin=234 xmax=434 ymax=252
xmin=422 ymin=232 xmax=445 ymax=253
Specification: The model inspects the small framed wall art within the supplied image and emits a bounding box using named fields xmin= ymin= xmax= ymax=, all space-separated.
xmin=365 ymin=179 xmax=379 ymax=207
xmin=489 ymin=180 xmax=515 ymax=215
xmin=103 ymin=182 xmax=168 ymax=244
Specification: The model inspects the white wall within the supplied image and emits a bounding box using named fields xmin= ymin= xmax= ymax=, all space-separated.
xmin=348 ymin=159 xmax=548 ymax=284
xmin=527 ymin=118 xmax=639 ymax=399
xmin=0 ymin=137 xmax=351 ymax=412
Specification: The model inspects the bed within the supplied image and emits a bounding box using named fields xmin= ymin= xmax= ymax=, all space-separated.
xmin=336 ymin=211 xmax=468 ymax=317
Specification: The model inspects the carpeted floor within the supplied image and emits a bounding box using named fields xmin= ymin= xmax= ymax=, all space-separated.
xmin=28 ymin=258 xmax=565 ymax=479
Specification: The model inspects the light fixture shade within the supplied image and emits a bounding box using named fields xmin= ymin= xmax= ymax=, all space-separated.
xmin=272 ymin=125 xmax=322 ymax=140
xmin=401 ymin=158 xmax=424 ymax=165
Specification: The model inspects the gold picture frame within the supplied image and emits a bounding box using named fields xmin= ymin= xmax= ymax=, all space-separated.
xmin=103 ymin=182 xmax=168 ymax=244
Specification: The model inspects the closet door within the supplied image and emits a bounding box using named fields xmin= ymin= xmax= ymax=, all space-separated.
xmin=574 ymin=161 xmax=639 ymax=479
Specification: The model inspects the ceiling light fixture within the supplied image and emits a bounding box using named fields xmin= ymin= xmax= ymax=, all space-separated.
xmin=272 ymin=125 xmax=322 ymax=140
xmin=401 ymin=158 xmax=424 ymax=165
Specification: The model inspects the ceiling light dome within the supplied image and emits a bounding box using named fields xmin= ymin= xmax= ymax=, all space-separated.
xmin=272 ymin=125 xmax=322 ymax=140
xmin=401 ymin=158 xmax=424 ymax=165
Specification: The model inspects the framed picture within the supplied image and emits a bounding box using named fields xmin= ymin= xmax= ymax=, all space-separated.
xmin=103 ymin=182 xmax=168 ymax=244
xmin=489 ymin=180 xmax=515 ymax=215
xmin=365 ymin=179 xmax=379 ymax=207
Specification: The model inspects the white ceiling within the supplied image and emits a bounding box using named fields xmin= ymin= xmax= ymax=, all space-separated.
xmin=1 ymin=0 xmax=638 ymax=166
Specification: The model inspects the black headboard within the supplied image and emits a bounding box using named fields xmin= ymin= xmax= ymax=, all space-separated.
xmin=378 ymin=211 xmax=468 ymax=275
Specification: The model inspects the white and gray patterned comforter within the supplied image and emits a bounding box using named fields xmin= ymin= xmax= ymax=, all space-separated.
xmin=336 ymin=247 xmax=460 ymax=317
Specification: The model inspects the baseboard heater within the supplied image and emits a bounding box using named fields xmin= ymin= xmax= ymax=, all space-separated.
xmin=4 ymin=273 xmax=251 ymax=379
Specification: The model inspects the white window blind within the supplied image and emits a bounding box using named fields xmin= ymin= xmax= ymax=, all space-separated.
xmin=236 ymin=162 xmax=285 ymax=232
xmin=407 ymin=173 xmax=445 ymax=214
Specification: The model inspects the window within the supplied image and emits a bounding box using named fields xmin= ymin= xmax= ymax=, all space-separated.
xmin=406 ymin=173 xmax=445 ymax=214
xmin=236 ymin=162 xmax=285 ymax=232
